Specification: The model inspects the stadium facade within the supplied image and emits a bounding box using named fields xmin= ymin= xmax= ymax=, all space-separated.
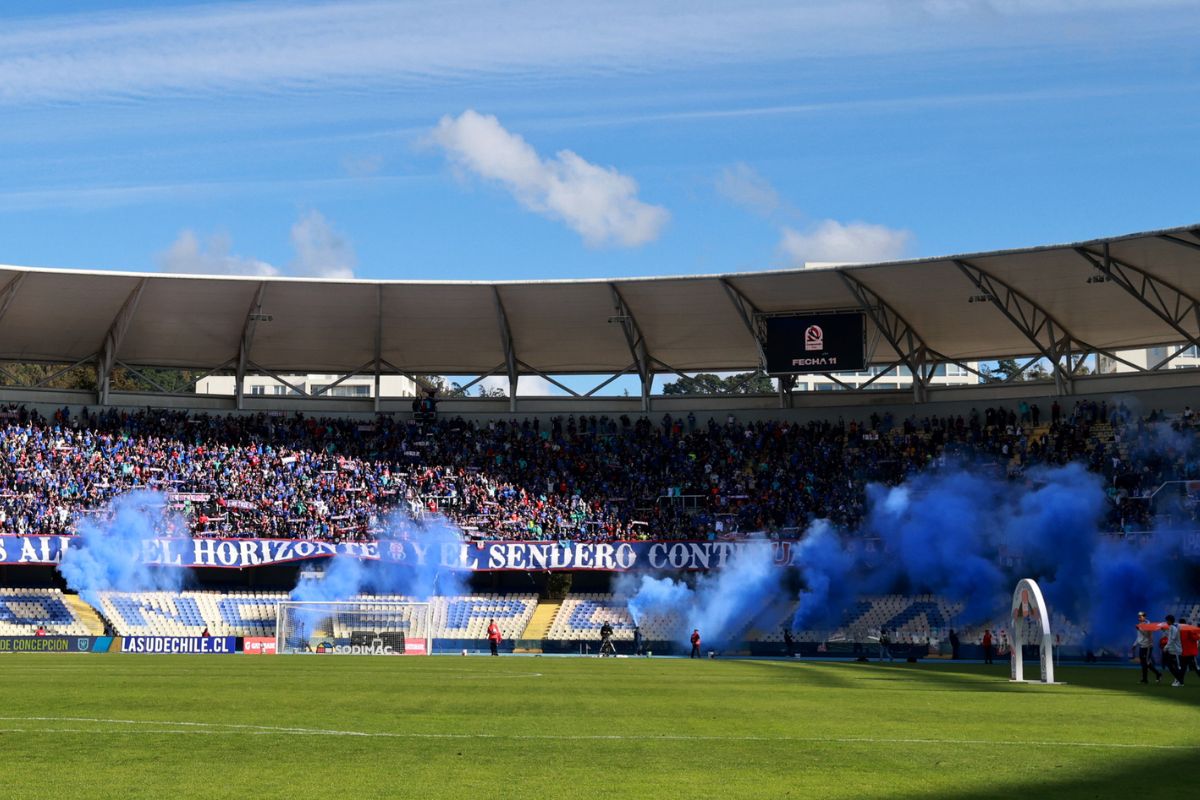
xmin=0 ymin=223 xmax=1198 ymax=414
xmin=1 ymin=223 xmax=1200 ymax=659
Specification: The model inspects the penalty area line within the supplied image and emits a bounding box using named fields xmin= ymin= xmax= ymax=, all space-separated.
xmin=0 ymin=718 xmax=1196 ymax=751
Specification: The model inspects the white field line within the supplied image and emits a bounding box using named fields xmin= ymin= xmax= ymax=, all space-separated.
xmin=0 ymin=717 xmax=1196 ymax=750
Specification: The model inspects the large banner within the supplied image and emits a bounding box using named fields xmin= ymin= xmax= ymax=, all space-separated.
xmin=0 ymin=534 xmax=797 ymax=571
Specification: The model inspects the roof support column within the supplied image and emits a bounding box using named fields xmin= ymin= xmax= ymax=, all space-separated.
xmin=954 ymin=259 xmax=1078 ymax=395
xmin=96 ymin=279 xmax=146 ymax=406
xmin=374 ymin=286 xmax=383 ymax=413
xmin=610 ymin=284 xmax=652 ymax=411
xmin=493 ymin=287 xmax=518 ymax=412
xmin=236 ymin=282 xmax=267 ymax=411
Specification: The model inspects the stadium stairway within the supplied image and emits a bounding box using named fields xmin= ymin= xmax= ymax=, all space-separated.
xmin=515 ymin=599 xmax=562 ymax=652
xmin=64 ymin=594 xmax=108 ymax=636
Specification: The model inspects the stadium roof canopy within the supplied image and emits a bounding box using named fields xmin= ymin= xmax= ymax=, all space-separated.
xmin=1 ymin=223 xmax=1199 ymax=396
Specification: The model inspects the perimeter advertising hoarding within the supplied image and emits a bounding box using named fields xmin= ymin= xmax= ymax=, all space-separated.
xmin=121 ymin=636 xmax=237 ymax=654
xmin=763 ymin=313 xmax=865 ymax=374
xmin=0 ymin=636 xmax=113 ymax=653
xmin=243 ymin=637 xmax=277 ymax=655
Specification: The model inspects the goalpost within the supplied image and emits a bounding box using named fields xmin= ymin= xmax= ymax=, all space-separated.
xmin=275 ymin=601 xmax=432 ymax=655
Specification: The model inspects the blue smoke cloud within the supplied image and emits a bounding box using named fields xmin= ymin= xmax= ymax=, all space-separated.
xmin=788 ymin=458 xmax=1192 ymax=649
xmin=619 ymin=535 xmax=785 ymax=648
xmin=57 ymin=490 xmax=187 ymax=607
xmin=791 ymin=520 xmax=858 ymax=632
xmin=289 ymin=511 xmax=468 ymax=605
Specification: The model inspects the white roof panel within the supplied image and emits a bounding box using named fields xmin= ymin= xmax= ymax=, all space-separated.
xmin=0 ymin=223 xmax=1196 ymax=376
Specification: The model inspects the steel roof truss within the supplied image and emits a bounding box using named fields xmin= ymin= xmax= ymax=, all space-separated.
xmin=235 ymin=282 xmax=268 ymax=410
xmin=97 ymin=278 xmax=147 ymax=405
xmin=452 ymin=363 xmax=506 ymax=395
xmin=245 ymin=362 xmax=311 ymax=398
xmin=31 ymin=356 xmax=94 ymax=389
xmin=493 ymin=287 xmax=518 ymax=408
xmin=1075 ymin=245 xmax=1200 ymax=352
xmin=514 ymin=360 xmax=581 ymax=397
xmin=311 ymin=360 xmax=377 ymax=397
xmin=720 ymin=279 xmax=767 ymax=370
xmin=954 ymin=259 xmax=1078 ymax=394
xmin=0 ymin=273 xmax=26 ymax=330
xmin=610 ymin=284 xmax=652 ymax=406
xmin=583 ymin=363 xmax=637 ymax=397
xmin=839 ymin=272 xmax=933 ymax=402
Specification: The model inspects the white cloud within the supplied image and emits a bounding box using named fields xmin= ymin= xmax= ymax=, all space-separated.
xmin=779 ymin=220 xmax=913 ymax=266
xmin=157 ymin=210 xmax=356 ymax=278
xmin=714 ymin=164 xmax=912 ymax=266
xmin=289 ymin=210 xmax=356 ymax=279
xmin=0 ymin=2 xmax=1182 ymax=104
xmin=715 ymin=163 xmax=782 ymax=217
xmin=157 ymin=230 xmax=279 ymax=277
xmin=340 ymin=154 xmax=384 ymax=179
xmin=429 ymin=110 xmax=669 ymax=247
xmin=475 ymin=375 xmax=559 ymax=397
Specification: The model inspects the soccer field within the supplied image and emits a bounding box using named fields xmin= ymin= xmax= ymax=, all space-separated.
xmin=2 ymin=655 xmax=1196 ymax=799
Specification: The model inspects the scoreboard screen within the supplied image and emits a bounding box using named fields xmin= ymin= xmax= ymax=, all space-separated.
xmin=763 ymin=313 xmax=866 ymax=374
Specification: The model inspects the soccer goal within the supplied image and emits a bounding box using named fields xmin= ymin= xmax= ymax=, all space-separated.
xmin=275 ymin=600 xmax=431 ymax=655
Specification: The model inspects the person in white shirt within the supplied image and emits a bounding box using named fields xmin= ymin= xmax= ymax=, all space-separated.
xmin=1134 ymin=611 xmax=1161 ymax=684
xmin=1164 ymin=615 xmax=1185 ymax=687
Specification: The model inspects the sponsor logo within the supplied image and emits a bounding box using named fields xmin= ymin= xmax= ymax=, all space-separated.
xmin=804 ymin=325 xmax=824 ymax=351
xmin=121 ymin=636 xmax=236 ymax=654
xmin=332 ymin=642 xmax=396 ymax=656
xmin=243 ymin=637 xmax=277 ymax=655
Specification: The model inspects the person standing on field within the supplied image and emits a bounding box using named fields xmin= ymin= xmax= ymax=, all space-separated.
xmin=982 ymin=629 xmax=994 ymax=664
xmin=1165 ymin=615 xmax=1185 ymax=686
xmin=487 ymin=618 xmax=502 ymax=657
xmin=690 ymin=629 xmax=701 ymax=659
xmin=1179 ymin=618 xmax=1199 ymax=678
xmin=1134 ymin=612 xmax=1161 ymax=684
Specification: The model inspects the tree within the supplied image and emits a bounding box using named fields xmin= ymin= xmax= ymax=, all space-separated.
xmin=108 ymin=367 xmax=200 ymax=393
xmin=1 ymin=362 xmax=96 ymax=391
xmin=982 ymin=358 xmax=1053 ymax=383
xmin=661 ymin=370 xmax=775 ymax=395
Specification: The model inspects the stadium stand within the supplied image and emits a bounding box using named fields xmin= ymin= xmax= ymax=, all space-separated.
xmin=91 ymin=591 xmax=541 ymax=642
xmin=0 ymin=398 xmax=1188 ymax=544
xmin=0 ymin=587 xmax=95 ymax=636
xmin=55 ymin=588 xmax=1200 ymax=651
xmin=429 ymin=593 xmax=538 ymax=642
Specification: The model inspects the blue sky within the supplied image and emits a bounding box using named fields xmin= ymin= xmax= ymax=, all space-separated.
xmin=1 ymin=0 xmax=1198 ymax=285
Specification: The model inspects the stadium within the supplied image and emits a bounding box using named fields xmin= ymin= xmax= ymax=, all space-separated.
xmin=2 ymin=222 xmax=1200 ymax=797
xmin=6 ymin=4 xmax=1200 ymax=799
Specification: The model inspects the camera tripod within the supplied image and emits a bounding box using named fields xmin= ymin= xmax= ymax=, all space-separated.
xmin=599 ymin=635 xmax=617 ymax=657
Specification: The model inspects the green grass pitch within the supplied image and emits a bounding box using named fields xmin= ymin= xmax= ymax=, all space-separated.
xmin=1 ymin=654 xmax=1197 ymax=799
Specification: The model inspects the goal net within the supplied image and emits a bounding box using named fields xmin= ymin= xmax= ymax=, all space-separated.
xmin=276 ymin=600 xmax=431 ymax=655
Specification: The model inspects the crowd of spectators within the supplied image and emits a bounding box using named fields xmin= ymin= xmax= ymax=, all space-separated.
xmin=0 ymin=398 xmax=1196 ymax=543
